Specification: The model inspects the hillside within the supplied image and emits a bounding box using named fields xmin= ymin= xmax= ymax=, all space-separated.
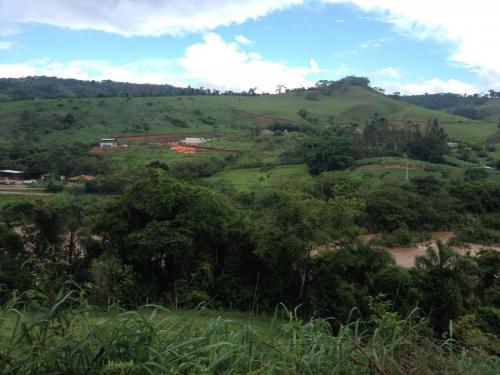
xmin=0 ymin=84 xmax=496 ymax=146
xmin=1 ymin=82 xmax=499 ymax=178
xmin=478 ymin=99 xmax=500 ymax=122
xmin=400 ymin=92 xmax=500 ymax=124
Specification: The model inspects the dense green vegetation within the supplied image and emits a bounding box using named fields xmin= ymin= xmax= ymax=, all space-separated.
xmin=399 ymin=92 xmax=500 ymax=122
xmin=1 ymin=77 xmax=499 ymax=373
xmin=0 ymin=76 xmax=216 ymax=101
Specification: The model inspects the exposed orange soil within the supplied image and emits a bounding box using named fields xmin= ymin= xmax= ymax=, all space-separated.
xmin=384 ymin=232 xmax=500 ymax=268
xmin=170 ymin=145 xmax=200 ymax=154
xmin=328 ymin=232 xmax=500 ymax=269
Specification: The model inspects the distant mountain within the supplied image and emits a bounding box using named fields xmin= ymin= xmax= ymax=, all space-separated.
xmin=398 ymin=92 xmax=500 ymax=122
xmin=0 ymin=76 xmax=213 ymax=101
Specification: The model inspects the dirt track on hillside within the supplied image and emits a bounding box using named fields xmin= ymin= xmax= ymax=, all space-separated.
xmin=357 ymin=163 xmax=419 ymax=172
xmin=233 ymin=110 xmax=292 ymax=125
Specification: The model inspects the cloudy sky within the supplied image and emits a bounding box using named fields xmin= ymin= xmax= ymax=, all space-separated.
xmin=0 ymin=0 xmax=498 ymax=94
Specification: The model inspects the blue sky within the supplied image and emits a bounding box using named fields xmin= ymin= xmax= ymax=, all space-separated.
xmin=0 ymin=0 xmax=498 ymax=94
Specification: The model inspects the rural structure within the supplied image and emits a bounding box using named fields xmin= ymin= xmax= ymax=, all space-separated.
xmin=99 ymin=138 xmax=118 ymax=148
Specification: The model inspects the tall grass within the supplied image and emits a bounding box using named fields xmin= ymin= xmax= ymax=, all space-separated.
xmin=0 ymin=285 xmax=498 ymax=374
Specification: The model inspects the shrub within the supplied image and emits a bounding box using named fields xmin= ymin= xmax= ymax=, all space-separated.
xmin=90 ymin=250 xmax=138 ymax=307
xmin=46 ymin=181 xmax=64 ymax=193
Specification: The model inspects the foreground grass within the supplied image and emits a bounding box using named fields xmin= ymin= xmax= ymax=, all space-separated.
xmin=0 ymin=288 xmax=498 ymax=374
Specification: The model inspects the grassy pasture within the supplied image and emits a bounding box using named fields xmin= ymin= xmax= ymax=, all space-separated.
xmin=206 ymin=163 xmax=311 ymax=191
xmin=441 ymin=121 xmax=498 ymax=144
xmin=353 ymin=157 xmax=465 ymax=183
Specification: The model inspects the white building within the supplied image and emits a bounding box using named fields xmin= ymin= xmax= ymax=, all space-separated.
xmin=182 ymin=137 xmax=205 ymax=146
xmin=99 ymin=138 xmax=118 ymax=148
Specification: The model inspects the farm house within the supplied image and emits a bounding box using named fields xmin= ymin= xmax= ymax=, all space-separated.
xmin=181 ymin=137 xmax=205 ymax=146
xmin=0 ymin=169 xmax=24 ymax=185
xmin=99 ymin=138 xmax=118 ymax=148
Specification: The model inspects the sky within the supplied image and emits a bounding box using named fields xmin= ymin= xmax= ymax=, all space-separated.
xmin=0 ymin=0 xmax=498 ymax=95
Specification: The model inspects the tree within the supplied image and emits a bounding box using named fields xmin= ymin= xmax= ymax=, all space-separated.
xmin=276 ymin=84 xmax=286 ymax=94
xmin=0 ymin=223 xmax=32 ymax=302
xmin=414 ymin=240 xmax=479 ymax=332
xmin=252 ymin=192 xmax=334 ymax=305
xmin=305 ymin=133 xmax=360 ymax=175
xmin=309 ymin=241 xmax=394 ymax=320
xmin=94 ymin=170 xmax=251 ymax=303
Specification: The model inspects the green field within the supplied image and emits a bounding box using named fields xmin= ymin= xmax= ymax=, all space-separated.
xmin=0 ymin=193 xmax=50 ymax=207
xmin=206 ymin=163 xmax=311 ymax=191
xmin=205 ymin=156 xmax=480 ymax=194
xmin=441 ymin=121 xmax=498 ymax=144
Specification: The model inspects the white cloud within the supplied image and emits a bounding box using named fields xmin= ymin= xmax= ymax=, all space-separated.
xmin=378 ymin=78 xmax=477 ymax=95
xmin=359 ymin=42 xmax=379 ymax=49
xmin=0 ymin=40 xmax=13 ymax=49
xmin=0 ymin=33 xmax=316 ymax=93
xmin=374 ymin=66 xmax=401 ymax=79
xmin=309 ymin=59 xmax=320 ymax=73
xmin=324 ymin=0 xmax=500 ymax=89
xmin=235 ymin=34 xmax=253 ymax=44
xmin=0 ymin=0 xmax=303 ymax=36
xmin=358 ymin=37 xmax=391 ymax=49
xmin=248 ymin=52 xmax=263 ymax=60
xmin=180 ymin=33 xmax=314 ymax=92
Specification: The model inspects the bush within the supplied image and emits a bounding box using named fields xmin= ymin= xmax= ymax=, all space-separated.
xmin=389 ymin=226 xmax=412 ymax=246
xmin=46 ymin=181 xmax=64 ymax=193
xmin=90 ymin=250 xmax=138 ymax=307
xmin=465 ymin=168 xmax=489 ymax=180
xmin=456 ymin=225 xmax=500 ymax=244
xmin=477 ymin=151 xmax=489 ymax=158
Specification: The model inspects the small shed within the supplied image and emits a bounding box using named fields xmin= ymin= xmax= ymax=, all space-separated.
xmin=99 ymin=138 xmax=118 ymax=148
xmin=182 ymin=137 xmax=205 ymax=146
xmin=0 ymin=169 xmax=24 ymax=185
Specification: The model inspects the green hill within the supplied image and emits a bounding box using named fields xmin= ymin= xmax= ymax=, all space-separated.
xmin=400 ymin=92 xmax=500 ymax=125
xmin=0 ymin=85 xmax=497 ymax=147
xmin=477 ymin=99 xmax=500 ymax=122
